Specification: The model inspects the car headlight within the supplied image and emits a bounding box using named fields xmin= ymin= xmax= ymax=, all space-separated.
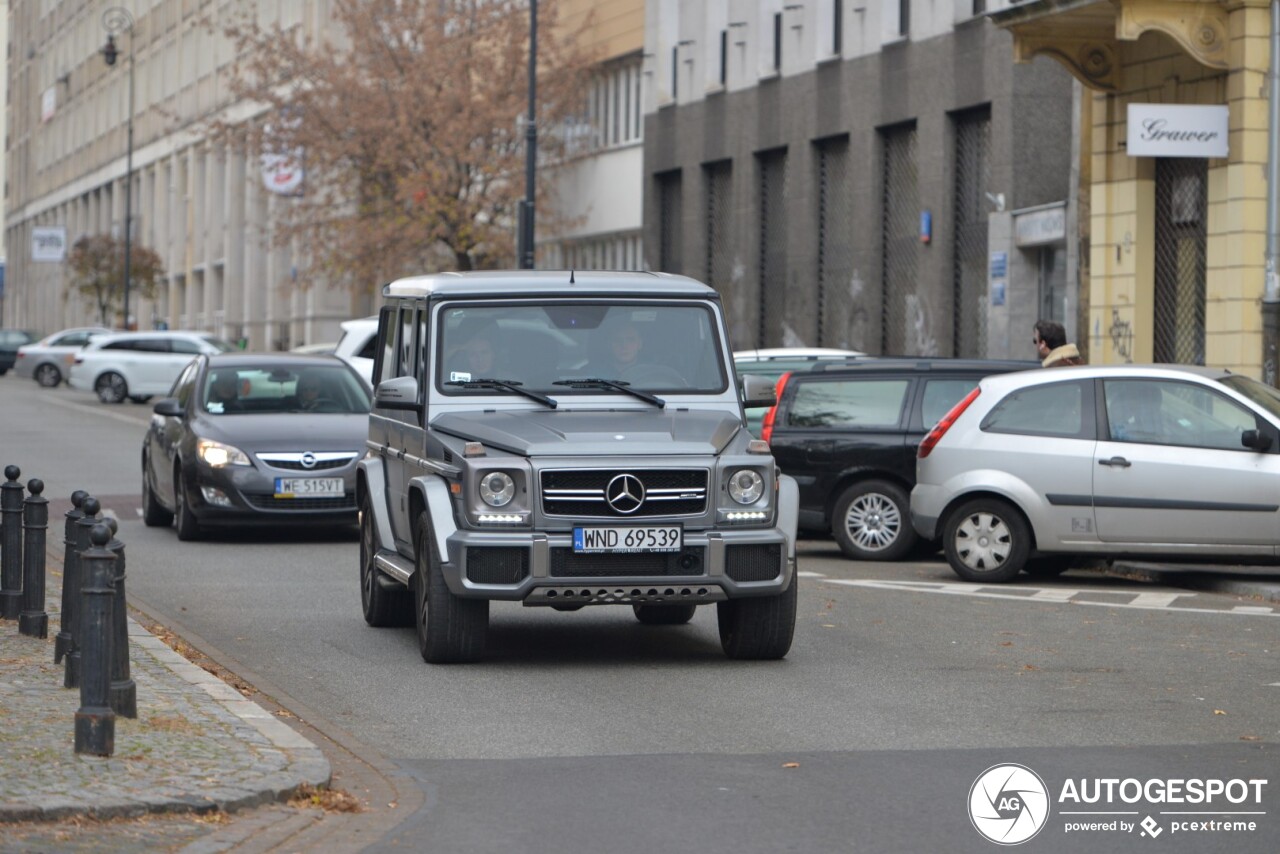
xmin=197 ymin=438 xmax=252 ymax=467
xmin=479 ymin=471 xmax=516 ymax=507
xmin=727 ymin=469 xmax=765 ymax=505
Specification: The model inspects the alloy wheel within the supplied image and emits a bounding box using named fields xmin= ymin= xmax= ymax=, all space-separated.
xmin=843 ymin=492 xmax=902 ymax=552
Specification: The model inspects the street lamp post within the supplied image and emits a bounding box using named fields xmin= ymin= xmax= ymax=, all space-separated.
xmin=517 ymin=1 xmax=537 ymax=270
xmin=102 ymin=7 xmax=135 ymax=330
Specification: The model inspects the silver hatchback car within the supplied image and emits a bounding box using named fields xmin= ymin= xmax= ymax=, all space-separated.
xmin=911 ymin=365 xmax=1280 ymax=583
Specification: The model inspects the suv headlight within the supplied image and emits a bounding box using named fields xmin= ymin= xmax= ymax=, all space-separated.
xmin=727 ymin=469 xmax=764 ymax=505
xmin=479 ymin=471 xmax=516 ymax=507
xmin=197 ymin=438 xmax=252 ymax=467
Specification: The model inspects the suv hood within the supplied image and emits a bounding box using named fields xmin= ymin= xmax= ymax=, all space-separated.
xmin=432 ymin=409 xmax=742 ymax=456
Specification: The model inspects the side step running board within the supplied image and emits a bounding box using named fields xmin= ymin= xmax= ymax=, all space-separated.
xmin=374 ymin=550 xmax=414 ymax=585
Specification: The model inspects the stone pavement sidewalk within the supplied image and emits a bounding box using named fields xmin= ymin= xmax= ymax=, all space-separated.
xmin=0 ymin=592 xmax=330 ymax=824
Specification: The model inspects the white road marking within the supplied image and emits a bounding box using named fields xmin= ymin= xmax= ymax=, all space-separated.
xmin=1129 ymin=592 xmax=1182 ymax=608
xmin=797 ymin=571 xmax=827 ymax=578
xmin=817 ymin=578 xmax=1278 ymax=617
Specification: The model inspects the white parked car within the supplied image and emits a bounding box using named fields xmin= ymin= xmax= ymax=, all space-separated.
xmin=334 ymin=316 xmax=377 ymax=385
xmin=912 ymin=364 xmax=1280 ymax=582
xmin=69 ymin=331 xmax=236 ymax=403
xmin=14 ymin=326 xmax=113 ymax=387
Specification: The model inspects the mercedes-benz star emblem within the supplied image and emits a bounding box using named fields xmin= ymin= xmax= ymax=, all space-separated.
xmin=300 ymin=452 xmax=318 ymax=470
xmin=606 ymin=473 xmax=645 ymax=514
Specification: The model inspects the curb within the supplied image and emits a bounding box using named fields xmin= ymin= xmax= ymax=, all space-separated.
xmin=1105 ymin=561 xmax=1280 ymax=604
xmin=0 ymin=614 xmax=330 ymax=823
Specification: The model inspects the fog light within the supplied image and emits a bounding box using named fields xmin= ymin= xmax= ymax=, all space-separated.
xmin=200 ymin=486 xmax=232 ymax=507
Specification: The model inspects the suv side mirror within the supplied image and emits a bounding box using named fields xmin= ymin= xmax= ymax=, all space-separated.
xmin=375 ymin=375 xmax=420 ymax=411
xmin=741 ymin=374 xmax=777 ymax=409
xmin=1242 ymin=428 xmax=1273 ymax=452
xmin=152 ymin=398 xmax=184 ymax=417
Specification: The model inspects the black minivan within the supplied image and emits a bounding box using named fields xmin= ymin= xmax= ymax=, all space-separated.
xmin=763 ymin=359 xmax=1036 ymax=561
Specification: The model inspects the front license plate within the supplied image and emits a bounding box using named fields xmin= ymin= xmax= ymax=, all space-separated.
xmin=274 ymin=477 xmax=344 ymax=498
xmin=573 ymin=526 xmax=682 ymax=554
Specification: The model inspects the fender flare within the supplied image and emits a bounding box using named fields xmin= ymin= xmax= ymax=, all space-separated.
xmin=408 ymin=474 xmax=457 ymax=565
xmin=777 ymin=474 xmax=800 ymax=559
xmin=356 ymin=457 xmax=396 ymax=554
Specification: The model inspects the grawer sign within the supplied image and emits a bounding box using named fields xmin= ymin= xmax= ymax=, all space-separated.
xmin=968 ymin=762 xmax=1268 ymax=845
xmin=1127 ymin=104 xmax=1229 ymax=158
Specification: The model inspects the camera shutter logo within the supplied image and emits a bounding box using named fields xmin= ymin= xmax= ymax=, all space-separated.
xmin=969 ymin=764 xmax=1051 ymax=845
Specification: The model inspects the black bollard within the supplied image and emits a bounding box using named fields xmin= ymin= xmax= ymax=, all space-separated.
xmin=18 ymin=479 xmax=49 ymax=638
xmin=104 ymin=517 xmax=136 ymax=718
xmin=1 ymin=465 xmax=24 ymax=620
xmin=74 ymin=523 xmax=115 ymax=757
xmin=65 ymin=496 xmax=100 ymax=689
xmin=54 ymin=491 xmax=88 ymax=663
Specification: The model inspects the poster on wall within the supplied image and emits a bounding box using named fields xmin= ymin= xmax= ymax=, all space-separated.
xmin=31 ymin=226 xmax=67 ymax=262
xmin=1127 ymin=104 xmax=1229 ymax=158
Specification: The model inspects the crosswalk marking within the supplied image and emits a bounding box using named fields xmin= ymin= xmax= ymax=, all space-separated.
xmin=814 ymin=577 xmax=1277 ymax=617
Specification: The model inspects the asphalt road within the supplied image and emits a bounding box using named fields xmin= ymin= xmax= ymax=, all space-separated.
xmin=2 ymin=375 xmax=1277 ymax=853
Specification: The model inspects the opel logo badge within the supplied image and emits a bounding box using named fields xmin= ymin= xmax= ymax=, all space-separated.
xmin=300 ymin=452 xmax=318 ymax=470
xmin=606 ymin=473 xmax=645 ymax=514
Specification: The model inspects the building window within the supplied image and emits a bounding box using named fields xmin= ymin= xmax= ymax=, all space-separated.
xmin=720 ymin=30 xmax=728 ymax=85
xmin=672 ymin=46 xmax=679 ymax=99
xmin=833 ymin=1 xmax=843 ymax=55
xmin=899 ymin=0 xmax=910 ymax=36
xmin=773 ymin=13 xmax=783 ymax=71
xmin=972 ymin=0 xmax=986 ymax=15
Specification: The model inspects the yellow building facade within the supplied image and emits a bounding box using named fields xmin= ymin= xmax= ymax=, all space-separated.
xmin=992 ymin=0 xmax=1272 ymax=378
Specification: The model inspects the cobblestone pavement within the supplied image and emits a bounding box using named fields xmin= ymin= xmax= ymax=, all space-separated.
xmin=0 ymin=588 xmax=330 ymax=830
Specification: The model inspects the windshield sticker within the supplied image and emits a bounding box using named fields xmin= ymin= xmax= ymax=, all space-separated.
xmin=450 ymin=371 xmax=472 ymax=383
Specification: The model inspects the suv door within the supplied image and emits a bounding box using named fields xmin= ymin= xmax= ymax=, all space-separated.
xmin=374 ymin=304 xmax=420 ymax=547
xmin=1094 ymin=378 xmax=1280 ymax=546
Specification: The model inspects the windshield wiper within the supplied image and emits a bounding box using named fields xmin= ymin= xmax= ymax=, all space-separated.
xmin=445 ymin=378 xmax=557 ymax=409
xmin=553 ymin=378 xmax=666 ymax=408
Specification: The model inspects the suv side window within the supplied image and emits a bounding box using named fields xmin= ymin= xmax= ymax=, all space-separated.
xmin=102 ymin=340 xmax=138 ymax=351
xmin=373 ymin=306 xmax=399 ymax=387
xmin=397 ymin=305 xmax=417 ymax=378
xmin=920 ymin=378 xmax=980 ymax=427
xmin=132 ymin=338 xmax=172 ymax=353
xmin=786 ymin=378 xmax=911 ymax=429
xmin=981 ymin=381 xmax=1091 ymax=438
xmin=356 ymin=331 xmax=378 ymax=361
xmin=54 ymin=331 xmax=92 ymax=346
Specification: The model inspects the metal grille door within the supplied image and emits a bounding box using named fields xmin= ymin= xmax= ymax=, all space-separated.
xmin=657 ymin=170 xmax=683 ymax=273
xmin=953 ymin=109 xmax=991 ymax=358
xmin=1153 ymin=158 xmax=1207 ymax=364
xmin=704 ymin=161 xmax=733 ymax=295
xmin=757 ymin=149 xmax=789 ymax=348
xmin=816 ymin=137 xmax=852 ymax=347
xmin=880 ymin=125 xmax=918 ymax=355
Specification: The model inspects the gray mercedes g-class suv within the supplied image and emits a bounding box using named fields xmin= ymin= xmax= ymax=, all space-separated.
xmin=357 ymin=271 xmax=799 ymax=662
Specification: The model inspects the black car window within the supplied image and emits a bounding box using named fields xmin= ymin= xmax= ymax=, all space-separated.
xmin=921 ymin=378 xmax=981 ymax=427
xmin=356 ymin=331 xmax=378 ymax=361
xmin=172 ymin=361 xmax=199 ymax=406
xmin=373 ymin=306 xmax=398 ymax=387
xmin=54 ymin=331 xmax=91 ymax=346
xmin=101 ymin=340 xmax=138 ymax=352
xmin=786 ymin=378 xmax=910 ymax=429
xmin=131 ymin=338 xmax=172 ymax=353
xmin=982 ymin=381 xmax=1087 ymax=437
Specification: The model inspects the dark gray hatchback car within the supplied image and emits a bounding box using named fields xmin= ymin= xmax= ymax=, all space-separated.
xmin=764 ymin=358 xmax=1036 ymax=561
xmin=141 ymin=353 xmax=371 ymax=539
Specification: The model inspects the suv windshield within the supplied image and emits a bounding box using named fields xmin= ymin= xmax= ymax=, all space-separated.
xmin=437 ymin=302 xmax=727 ymax=394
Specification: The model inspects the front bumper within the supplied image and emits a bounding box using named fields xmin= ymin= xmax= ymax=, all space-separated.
xmin=438 ymin=527 xmax=795 ymax=605
xmin=187 ymin=462 xmax=358 ymax=526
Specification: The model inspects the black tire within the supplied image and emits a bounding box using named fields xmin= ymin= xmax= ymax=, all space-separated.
xmin=128 ymin=395 xmax=153 ymax=404
xmin=95 ymin=371 xmax=128 ymax=404
xmin=1023 ymin=555 xmax=1074 ymax=578
xmin=716 ymin=575 xmax=798 ymax=660
xmin=141 ymin=455 xmax=174 ymax=528
xmin=173 ymin=463 xmax=201 ymax=541
xmin=633 ymin=603 xmax=697 ymax=625
xmin=942 ymin=498 xmax=1030 ymax=583
xmin=35 ymin=363 xmax=62 ymax=388
xmin=414 ymin=512 xmax=488 ymax=663
xmin=360 ymin=494 xmax=412 ymax=627
xmin=831 ymin=479 xmax=917 ymax=562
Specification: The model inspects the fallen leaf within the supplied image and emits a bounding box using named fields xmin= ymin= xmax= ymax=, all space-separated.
xmin=1022 ymin=664 xmax=1040 ymax=671
xmin=1240 ymin=735 xmax=1262 ymax=741
xmin=782 ymin=762 xmax=800 ymax=769
xmin=1214 ymin=709 xmax=1227 ymax=716
xmin=821 ymin=624 xmax=836 ymax=628
xmin=999 ymin=641 xmax=1013 ymax=647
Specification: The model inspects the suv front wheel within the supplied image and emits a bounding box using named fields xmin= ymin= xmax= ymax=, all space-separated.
xmin=942 ymin=498 xmax=1030 ymax=583
xmin=414 ymin=512 xmax=488 ymax=663
xmin=716 ymin=576 xmax=797 ymax=660
xmin=832 ymin=480 xmax=917 ymax=561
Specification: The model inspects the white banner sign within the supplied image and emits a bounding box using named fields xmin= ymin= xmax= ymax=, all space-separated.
xmin=1127 ymin=104 xmax=1229 ymax=158
xmin=41 ymin=87 xmax=57 ymax=123
xmin=261 ymin=150 xmax=304 ymax=196
xmin=1014 ymin=204 xmax=1067 ymax=247
xmin=31 ymin=226 xmax=67 ymax=262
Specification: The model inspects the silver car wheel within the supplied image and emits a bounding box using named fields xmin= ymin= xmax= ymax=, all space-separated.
xmin=843 ymin=492 xmax=902 ymax=552
xmin=35 ymin=363 xmax=61 ymax=387
xmin=954 ymin=511 xmax=1012 ymax=572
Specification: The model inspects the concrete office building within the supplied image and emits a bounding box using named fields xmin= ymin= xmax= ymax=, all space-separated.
xmin=643 ymin=0 xmax=1079 ymax=358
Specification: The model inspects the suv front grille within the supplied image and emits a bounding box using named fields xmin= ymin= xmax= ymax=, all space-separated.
xmin=541 ymin=469 xmax=708 ymax=518
xmin=550 ymin=547 xmax=706 ymax=577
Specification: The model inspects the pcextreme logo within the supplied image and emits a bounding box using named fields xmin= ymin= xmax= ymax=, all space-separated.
xmin=969 ymin=764 xmax=1052 ymax=845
